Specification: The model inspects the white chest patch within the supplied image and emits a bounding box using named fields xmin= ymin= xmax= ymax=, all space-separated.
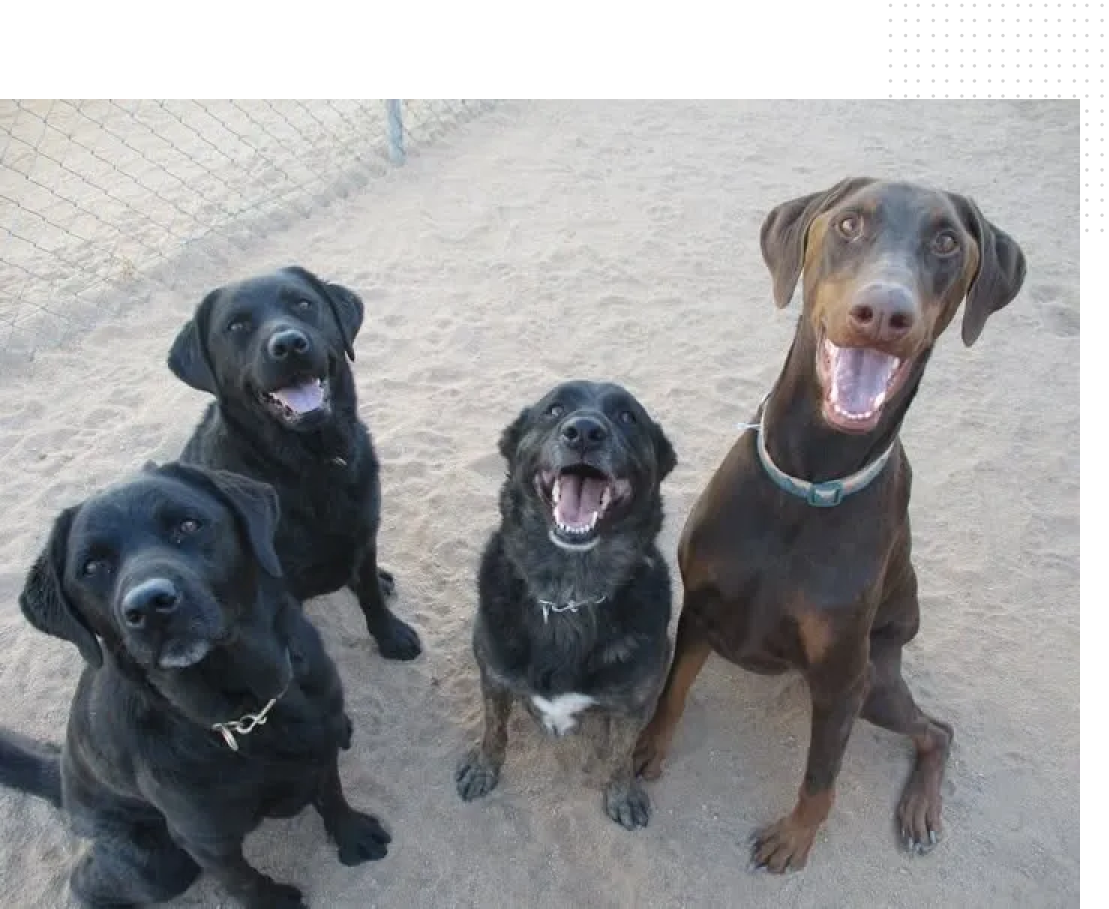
xmin=530 ymin=692 xmax=597 ymax=736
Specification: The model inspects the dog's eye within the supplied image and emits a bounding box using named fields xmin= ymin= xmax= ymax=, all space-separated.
xmin=227 ymin=317 xmax=250 ymax=334
xmin=81 ymin=559 xmax=108 ymax=578
xmin=547 ymin=403 xmax=564 ymax=418
xmin=930 ymin=231 xmax=959 ymax=257
xmin=619 ymin=411 xmax=637 ymax=425
xmin=294 ymin=298 xmax=314 ymax=311
xmin=178 ymin=518 xmax=201 ymax=535
xmin=836 ymin=214 xmax=862 ymax=239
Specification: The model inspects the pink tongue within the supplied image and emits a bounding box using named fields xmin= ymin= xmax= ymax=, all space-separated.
xmin=272 ymin=381 xmax=323 ymax=414
xmin=830 ymin=347 xmax=897 ymax=415
xmin=555 ymin=473 xmax=606 ymax=527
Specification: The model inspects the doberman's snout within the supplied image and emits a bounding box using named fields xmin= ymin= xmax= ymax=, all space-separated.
xmin=266 ymin=327 xmax=311 ymax=361
xmin=848 ymin=282 xmax=919 ymax=344
xmin=119 ymin=578 xmax=181 ymax=629
xmin=559 ymin=414 xmax=608 ymax=453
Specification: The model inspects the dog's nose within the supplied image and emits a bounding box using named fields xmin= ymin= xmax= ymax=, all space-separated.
xmin=848 ymin=282 xmax=918 ymax=343
xmin=560 ymin=415 xmax=608 ymax=451
xmin=267 ymin=328 xmax=311 ymax=361
xmin=120 ymin=578 xmax=180 ymax=629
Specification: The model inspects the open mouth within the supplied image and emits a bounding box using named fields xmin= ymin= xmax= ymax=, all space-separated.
xmin=260 ymin=376 xmax=331 ymax=423
xmin=817 ymin=334 xmax=912 ymax=433
xmin=536 ymin=464 xmax=632 ymax=550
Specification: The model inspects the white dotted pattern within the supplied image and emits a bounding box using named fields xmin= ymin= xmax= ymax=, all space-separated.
xmin=1087 ymin=99 xmax=1104 ymax=233
xmin=887 ymin=1 xmax=1103 ymax=234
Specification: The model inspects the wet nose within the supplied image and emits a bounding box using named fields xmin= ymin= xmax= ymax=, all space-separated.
xmin=267 ymin=328 xmax=311 ymax=361
xmin=560 ymin=415 xmax=608 ymax=451
xmin=848 ymin=282 xmax=919 ymax=343
xmin=120 ymin=578 xmax=180 ymax=629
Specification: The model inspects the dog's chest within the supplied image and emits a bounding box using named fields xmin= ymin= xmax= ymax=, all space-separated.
xmin=527 ymin=692 xmax=597 ymax=736
xmin=275 ymin=466 xmax=374 ymax=561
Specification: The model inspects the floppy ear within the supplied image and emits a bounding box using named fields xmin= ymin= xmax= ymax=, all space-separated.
xmin=650 ymin=421 xmax=677 ymax=482
xmin=324 ymin=282 xmax=364 ymax=358
xmin=281 ymin=266 xmax=363 ymax=361
xmin=167 ymin=290 xmax=219 ymax=394
xmin=157 ymin=463 xmax=283 ymax=579
xmin=759 ymin=177 xmax=876 ymax=309
xmin=20 ymin=506 xmax=103 ymax=667
xmin=948 ymin=194 xmax=1027 ymax=347
xmin=498 ymin=407 xmax=532 ymax=462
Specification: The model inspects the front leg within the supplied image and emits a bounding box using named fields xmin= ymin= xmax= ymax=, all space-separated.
xmin=149 ymin=782 xmax=306 ymax=909
xmin=455 ymin=675 xmax=512 ymax=801
xmin=350 ymin=544 xmax=421 ymax=660
xmin=314 ymin=759 xmax=391 ymax=866
xmin=752 ymin=665 xmax=867 ymax=873
xmin=600 ymin=711 xmax=653 ymax=830
xmin=635 ymin=606 xmax=712 ymax=779
xmin=183 ymin=841 xmax=307 ymax=909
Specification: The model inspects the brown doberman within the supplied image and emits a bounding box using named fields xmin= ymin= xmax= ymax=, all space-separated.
xmin=634 ymin=178 xmax=1026 ymax=872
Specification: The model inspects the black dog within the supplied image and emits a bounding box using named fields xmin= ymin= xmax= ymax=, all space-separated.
xmin=0 ymin=462 xmax=389 ymax=909
xmin=167 ymin=266 xmax=420 ymax=661
xmin=455 ymin=380 xmax=677 ymax=830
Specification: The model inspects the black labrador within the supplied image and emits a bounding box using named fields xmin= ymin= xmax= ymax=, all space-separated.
xmin=0 ymin=462 xmax=390 ymax=909
xmin=455 ymin=380 xmax=677 ymax=830
xmin=167 ymin=266 xmax=420 ymax=661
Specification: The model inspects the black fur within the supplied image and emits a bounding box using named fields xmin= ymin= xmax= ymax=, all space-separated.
xmin=455 ymin=380 xmax=677 ymax=830
xmin=168 ymin=266 xmax=420 ymax=661
xmin=0 ymin=463 xmax=390 ymax=909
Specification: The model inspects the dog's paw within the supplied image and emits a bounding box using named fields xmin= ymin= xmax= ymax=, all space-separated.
xmin=603 ymin=779 xmax=651 ymax=830
xmin=376 ymin=568 xmax=397 ymax=599
xmin=750 ymin=815 xmax=818 ymax=874
xmin=373 ymin=613 xmax=422 ymax=661
xmin=455 ymin=748 xmax=501 ymax=801
xmin=333 ymin=809 xmax=391 ymax=866
xmin=898 ymin=764 xmax=946 ymax=854
xmin=247 ymin=879 xmax=307 ymax=909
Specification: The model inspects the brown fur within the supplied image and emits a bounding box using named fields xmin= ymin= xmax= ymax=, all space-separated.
xmin=636 ymin=178 xmax=1026 ymax=871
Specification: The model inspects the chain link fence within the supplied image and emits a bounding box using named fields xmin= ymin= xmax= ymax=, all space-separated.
xmin=0 ymin=100 xmax=494 ymax=362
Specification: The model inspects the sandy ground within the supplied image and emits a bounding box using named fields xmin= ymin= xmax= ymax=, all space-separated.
xmin=0 ymin=101 xmax=1079 ymax=907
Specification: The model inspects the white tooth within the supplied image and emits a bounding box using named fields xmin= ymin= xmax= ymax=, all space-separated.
xmin=553 ymin=477 xmax=561 ymax=504
xmin=873 ymin=391 xmax=886 ymax=408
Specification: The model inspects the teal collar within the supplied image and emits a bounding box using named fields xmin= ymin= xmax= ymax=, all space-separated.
xmin=749 ymin=396 xmax=897 ymax=508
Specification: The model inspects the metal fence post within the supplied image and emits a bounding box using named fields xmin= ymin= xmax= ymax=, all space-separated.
xmin=386 ymin=100 xmax=405 ymax=165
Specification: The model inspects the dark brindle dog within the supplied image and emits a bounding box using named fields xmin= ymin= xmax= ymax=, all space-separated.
xmin=168 ymin=267 xmax=420 ymax=661
xmin=0 ymin=462 xmax=389 ymax=909
xmin=455 ymin=380 xmax=677 ymax=829
xmin=634 ymin=178 xmax=1026 ymax=870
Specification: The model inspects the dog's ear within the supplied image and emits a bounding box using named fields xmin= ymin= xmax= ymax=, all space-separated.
xmin=157 ymin=463 xmax=283 ymax=579
xmin=650 ymin=421 xmax=677 ymax=482
xmin=323 ymin=282 xmax=364 ymax=358
xmin=20 ymin=506 xmax=103 ymax=667
xmin=167 ymin=290 xmax=219 ymax=394
xmin=281 ymin=266 xmax=363 ymax=361
xmin=948 ymin=194 xmax=1027 ymax=347
xmin=498 ymin=408 xmax=532 ymax=462
xmin=759 ymin=177 xmax=876 ymax=309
